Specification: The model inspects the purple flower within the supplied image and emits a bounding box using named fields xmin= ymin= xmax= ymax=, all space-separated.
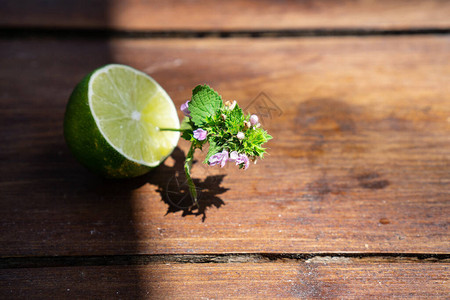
xmin=209 ymin=150 xmax=229 ymax=168
xmin=229 ymin=151 xmax=239 ymax=161
xmin=193 ymin=128 xmax=207 ymax=141
xmin=228 ymin=151 xmax=249 ymax=170
xmin=180 ymin=100 xmax=190 ymax=117
xmin=250 ymin=114 xmax=259 ymax=126
xmin=235 ymin=153 xmax=250 ymax=170
xmin=236 ymin=131 xmax=245 ymax=140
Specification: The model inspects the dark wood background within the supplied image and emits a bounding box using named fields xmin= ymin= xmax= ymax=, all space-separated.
xmin=0 ymin=0 xmax=449 ymax=298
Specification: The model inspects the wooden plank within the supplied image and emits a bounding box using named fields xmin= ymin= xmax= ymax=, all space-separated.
xmin=1 ymin=0 xmax=450 ymax=31
xmin=0 ymin=36 xmax=449 ymax=256
xmin=0 ymin=260 xmax=448 ymax=298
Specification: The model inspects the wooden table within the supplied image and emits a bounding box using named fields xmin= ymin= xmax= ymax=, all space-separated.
xmin=1 ymin=1 xmax=449 ymax=298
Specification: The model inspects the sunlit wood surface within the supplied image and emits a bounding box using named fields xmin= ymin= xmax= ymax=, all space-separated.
xmin=0 ymin=1 xmax=449 ymax=298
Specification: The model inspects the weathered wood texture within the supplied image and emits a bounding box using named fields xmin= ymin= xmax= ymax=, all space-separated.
xmin=1 ymin=36 xmax=448 ymax=256
xmin=1 ymin=0 xmax=450 ymax=31
xmin=1 ymin=260 xmax=448 ymax=298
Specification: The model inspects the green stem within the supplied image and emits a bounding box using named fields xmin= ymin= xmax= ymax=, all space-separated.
xmin=184 ymin=142 xmax=198 ymax=206
xmin=159 ymin=128 xmax=184 ymax=132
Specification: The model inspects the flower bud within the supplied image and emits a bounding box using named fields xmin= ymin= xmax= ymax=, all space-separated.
xmin=180 ymin=100 xmax=191 ymax=117
xmin=250 ymin=114 xmax=259 ymax=126
xmin=237 ymin=132 xmax=245 ymax=140
xmin=225 ymin=100 xmax=236 ymax=110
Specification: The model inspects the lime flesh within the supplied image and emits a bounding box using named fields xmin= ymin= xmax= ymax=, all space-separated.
xmin=64 ymin=64 xmax=179 ymax=178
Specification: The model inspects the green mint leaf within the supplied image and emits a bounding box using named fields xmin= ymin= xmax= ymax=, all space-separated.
xmin=224 ymin=104 xmax=245 ymax=134
xmin=189 ymin=85 xmax=223 ymax=127
xmin=180 ymin=117 xmax=193 ymax=141
xmin=180 ymin=116 xmax=192 ymax=131
xmin=181 ymin=131 xmax=192 ymax=141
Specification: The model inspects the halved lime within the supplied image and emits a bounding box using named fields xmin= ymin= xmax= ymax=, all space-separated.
xmin=64 ymin=64 xmax=179 ymax=178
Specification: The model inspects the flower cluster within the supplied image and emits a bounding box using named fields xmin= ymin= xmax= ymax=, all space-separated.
xmin=209 ymin=150 xmax=250 ymax=169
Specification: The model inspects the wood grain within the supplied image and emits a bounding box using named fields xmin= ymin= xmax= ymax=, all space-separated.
xmin=0 ymin=36 xmax=449 ymax=256
xmin=1 ymin=0 xmax=450 ymax=31
xmin=1 ymin=260 xmax=448 ymax=298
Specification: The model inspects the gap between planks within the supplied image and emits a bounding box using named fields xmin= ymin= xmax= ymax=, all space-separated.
xmin=1 ymin=253 xmax=449 ymax=269
xmin=1 ymin=27 xmax=450 ymax=39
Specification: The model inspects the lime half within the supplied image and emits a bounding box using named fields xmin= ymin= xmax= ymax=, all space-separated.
xmin=64 ymin=64 xmax=179 ymax=178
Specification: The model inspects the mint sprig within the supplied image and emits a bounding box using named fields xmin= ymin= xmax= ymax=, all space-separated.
xmin=161 ymin=85 xmax=272 ymax=208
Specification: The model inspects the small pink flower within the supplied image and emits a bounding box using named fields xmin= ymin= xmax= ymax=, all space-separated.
xmin=209 ymin=150 xmax=229 ymax=167
xmin=229 ymin=151 xmax=239 ymax=162
xmin=193 ymin=128 xmax=207 ymax=141
xmin=228 ymin=151 xmax=250 ymax=169
xmin=235 ymin=153 xmax=250 ymax=170
xmin=250 ymin=114 xmax=259 ymax=126
xmin=180 ymin=100 xmax=190 ymax=117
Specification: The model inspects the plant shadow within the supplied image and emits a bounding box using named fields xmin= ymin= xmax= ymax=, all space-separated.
xmin=146 ymin=147 xmax=228 ymax=222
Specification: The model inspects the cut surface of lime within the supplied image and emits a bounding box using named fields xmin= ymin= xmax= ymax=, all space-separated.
xmin=90 ymin=64 xmax=179 ymax=165
xmin=64 ymin=64 xmax=179 ymax=178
